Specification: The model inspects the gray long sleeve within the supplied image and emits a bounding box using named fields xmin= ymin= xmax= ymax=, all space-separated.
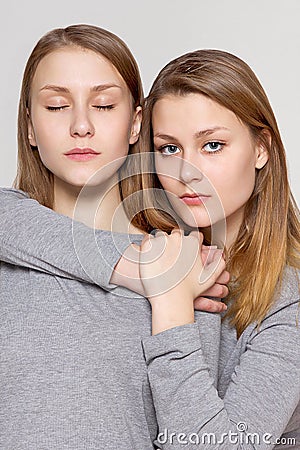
xmin=0 ymin=189 xmax=224 ymax=449
xmin=142 ymin=267 xmax=300 ymax=449
xmin=0 ymin=187 xmax=222 ymax=416
xmin=0 ymin=188 xmax=143 ymax=291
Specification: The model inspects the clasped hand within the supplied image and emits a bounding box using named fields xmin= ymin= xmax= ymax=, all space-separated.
xmin=139 ymin=229 xmax=229 ymax=313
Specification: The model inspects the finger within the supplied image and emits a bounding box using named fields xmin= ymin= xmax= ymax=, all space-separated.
xmin=170 ymin=228 xmax=185 ymax=242
xmin=141 ymin=233 xmax=153 ymax=246
xmin=201 ymin=249 xmax=212 ymax=266
xmin=139 ymin=234 xmax=154 ymax=254
xmin=189 ymin=230 xmax=204 ymax=244
xmin=193 ymin=297 xmax=227 ymax=313
xmin=202 ymin=244 xmax=218 ymax=250
xmin=154 ymin=230 xmax=167 ymax=238
xmin=200 ymin=253 xmax=226 ymax=284
xmin=201 ymin=248 xmax=220 ymax=266
xmin=170 ymin=228 xmax=182 ymax=234
xmin=201 ymin=249 xmax=209 ymax=266
xmin=215 ymin=270 xmax=230 ymax=285
xmin=200 ymin=283 xmax=229 ymax=298
xmin=150 ymin=228 xmax=167 ymax=237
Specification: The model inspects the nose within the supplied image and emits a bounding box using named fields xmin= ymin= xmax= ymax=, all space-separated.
xmin=179 ymin=157 xmax=203 ymax=184
xmin=70 ymin=109 xmax=95 ymax=137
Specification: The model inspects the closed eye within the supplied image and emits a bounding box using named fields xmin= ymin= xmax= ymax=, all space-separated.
xmin=46 ymin=105 xmax=69 ymax=111
xmin=93 ymin=105 xmax=114 ymax=111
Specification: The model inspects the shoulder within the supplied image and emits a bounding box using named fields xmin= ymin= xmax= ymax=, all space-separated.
xmin=236 ymin=267 xmax=300 ymax=358
xmin=0 ymin=188 xmax=31 ymax=214
xmin=250 ymin=266 xmax=300 ymax=337
xmin=0 ymin=187 xmax=29 ymax=200
xmin=268 ymin=266 xmax=300 ymax=315
xmin=223 ymin=267 xmax=300 ymax=349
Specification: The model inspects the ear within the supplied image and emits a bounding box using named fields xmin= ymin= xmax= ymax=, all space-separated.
xmin=255 ymin=129 xmax=270 ymax=169
xmin=129 ymin=106 xmax=142 ymax=145
xmin=27 ymin=108 xmax=37 ymax=147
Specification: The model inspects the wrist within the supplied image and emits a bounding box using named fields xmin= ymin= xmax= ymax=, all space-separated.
xmin=111 ymin=243 xmax=144 ymax=295
xmin=150 ymin=294 xmax=194 ymax=335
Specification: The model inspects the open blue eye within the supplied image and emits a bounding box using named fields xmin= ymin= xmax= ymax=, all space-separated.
xmin=203 ymin=142 xmax=223 ymax=153
xmin=159 ymin=145 xmax=181 ymax=156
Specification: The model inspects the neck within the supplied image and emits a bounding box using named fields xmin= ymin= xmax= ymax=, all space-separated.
xmin=225 ymin=207 xmax=245 ymax=249
xmin=204 ymin=207 xmax=245 ymax=250
xmin=53 ymin=175 xmax=142 ymax=234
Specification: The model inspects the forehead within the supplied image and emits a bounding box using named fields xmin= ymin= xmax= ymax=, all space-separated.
xmin=32 ymin=47 xmax=127 ymax=90
xmin=152 ymin=93 xmax=247 ymax=132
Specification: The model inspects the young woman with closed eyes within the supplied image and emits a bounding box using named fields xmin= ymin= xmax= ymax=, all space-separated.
xmin=0 ymin=25 xmax=227 ymax=449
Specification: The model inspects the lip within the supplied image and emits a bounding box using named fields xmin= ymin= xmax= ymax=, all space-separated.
xmin=64 ymin=147 xmax=100 ymax=161
xmin=180 ymin=193 xmax=211 ymax=206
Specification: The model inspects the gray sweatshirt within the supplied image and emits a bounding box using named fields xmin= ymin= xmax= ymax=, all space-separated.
xmin=0 ymin=188 xmax=220 ymax=450
xmin=142 ymin=266 xmax=300 ymax=449
xmin=1 ymin=188 xmax=299 ymax=449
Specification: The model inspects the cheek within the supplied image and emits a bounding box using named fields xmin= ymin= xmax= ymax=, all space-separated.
xmin=30 ymin=119 xmax=65 ymax=172
xmin=157 ymin=174 xmax=177 ymax=193
xmin=35 ymin=136 xmax=60 ymax=169
xmin=106 ymin=107 xmax=134 ymax=141
xmin=229 ymin=158 xmax=256 ymax=191
xmin=155 ymin=156 xmax=182 ymax=181
xmin=217 ymin=160 xmax=257 ymax=213
xmin=36 ymin=146 xmax=59 ymax=175
xmin=101 ymin=126 xmax=131 ymax=160
xmin=32 ymin=115 xmax=63 ymax=148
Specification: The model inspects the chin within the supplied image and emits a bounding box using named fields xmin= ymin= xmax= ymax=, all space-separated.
xmin=185 ymin=218 xmax=212 ymax=229
xmin=67 ymin=176 xmax=91 ymax=189
xmin=178 ymin=206 xmax=228 ymax=231
xmin=172 ymin=209 xmax=210 ymax=229
xmin=65 ymin=169 xmax=113 ymax=189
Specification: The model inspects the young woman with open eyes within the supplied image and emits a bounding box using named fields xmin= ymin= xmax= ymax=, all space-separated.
xmin=133 ymin=49 xmax=300 ymax=449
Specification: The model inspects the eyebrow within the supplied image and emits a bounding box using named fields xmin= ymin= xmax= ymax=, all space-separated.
xmin=154 ymin=127 xmax=229 ymax=141
xmin=194 ymin=126 xmax=229 ymax=138
xmin=39 ymin=83 xmax=122 ymax=93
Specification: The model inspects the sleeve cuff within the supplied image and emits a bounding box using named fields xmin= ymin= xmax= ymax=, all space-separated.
xmin=142 ymin=322 xmax=203 ymax=364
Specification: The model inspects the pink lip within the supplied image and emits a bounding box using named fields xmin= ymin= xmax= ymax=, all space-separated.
xmin=64 ymin=148 xmax=100 ymax=161
xmin=180 ymin=193 xmax=210 ymax=206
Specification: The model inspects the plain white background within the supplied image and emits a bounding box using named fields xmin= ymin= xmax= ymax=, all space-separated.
xmin=1 ymin=0 xmax=299 ymax=203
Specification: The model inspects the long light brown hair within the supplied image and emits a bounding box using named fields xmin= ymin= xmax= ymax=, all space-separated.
xmin=15 ymin=24 xmax=143 ymax=208
xmin=126 ymin=49 xmax=300 ymax=336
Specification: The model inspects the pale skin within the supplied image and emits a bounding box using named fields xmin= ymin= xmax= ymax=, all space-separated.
xmin=139 ymin=229 xmax=227 ymax=335
xmin=28 ymin=47 xmax=141 ymax=232
xmin=139 ymin=93 xmax=269 ymax=334
xmin=27 ymin=46 xmax=229 ymax=308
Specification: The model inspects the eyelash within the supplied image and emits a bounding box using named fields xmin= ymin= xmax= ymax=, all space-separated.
xmin=157 ymin=141 xmax=225 ymax=156
xmin=93 ymin=105 xmax=114 ymax=111
xmin=157 ymin=144 xmax=180 ymax=156
xmin=46 ymin=106 xmax=67 ymax=111
xmin=202 ymin=141 xmax=224 ymax=154
xmin=46 ymin=105 xmax=114 ymax=111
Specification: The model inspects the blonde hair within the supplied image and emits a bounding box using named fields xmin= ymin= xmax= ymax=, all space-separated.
xmin=126 ymin=49 xmax=300 ymax=336
xmin=15 ymin=24 xmax=143 ymax=208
